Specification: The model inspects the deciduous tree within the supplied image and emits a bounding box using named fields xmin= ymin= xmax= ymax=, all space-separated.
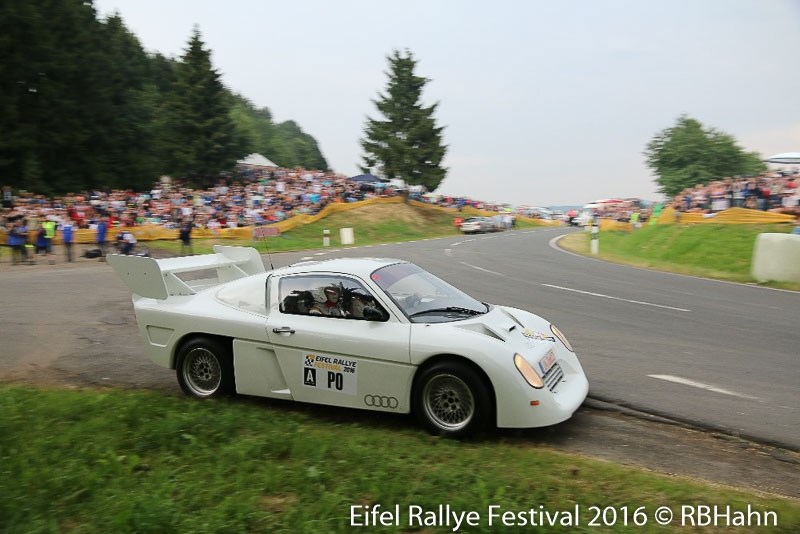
xmin=645 ymin=115 xmax=765 ymax=197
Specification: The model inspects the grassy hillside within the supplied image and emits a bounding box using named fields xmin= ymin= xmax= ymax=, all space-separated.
xmin=150 ymin=203 xmax=542 ymax=255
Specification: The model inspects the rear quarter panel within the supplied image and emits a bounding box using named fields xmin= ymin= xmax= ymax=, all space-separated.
xmin=133 ymin=292 xmax=269 ymax=369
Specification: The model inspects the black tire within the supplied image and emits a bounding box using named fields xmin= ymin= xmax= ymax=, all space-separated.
xmin=412 ymin=360 xmax=492 ymax=438
xmin=175 ymin=337 xmax=235 ymax=398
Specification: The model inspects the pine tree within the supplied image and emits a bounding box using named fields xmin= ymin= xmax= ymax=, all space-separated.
xmin=168 ymin=28 xmax=240 ymax=184
xmin=360 ymin=50 xmax=447 ymax=191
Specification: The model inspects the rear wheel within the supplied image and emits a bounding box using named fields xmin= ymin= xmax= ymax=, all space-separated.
xmin=413 ymin=361 xmax=492 ymax=438
xmin=176 ymin=337 xmax=234 ymax=398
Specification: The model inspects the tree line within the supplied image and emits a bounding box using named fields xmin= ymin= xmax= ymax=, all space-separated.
xmin=0 ymin=0 xmax=327 ymax=195
xmin=1 ymin=2 xmax=767 ymax=201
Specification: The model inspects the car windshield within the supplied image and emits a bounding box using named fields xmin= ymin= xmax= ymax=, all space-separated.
xmin=370 ymin=263 xmax=488 ymax=323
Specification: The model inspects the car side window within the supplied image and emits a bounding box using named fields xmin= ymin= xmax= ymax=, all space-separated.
xmin=278 ymin=275 xmax=389 ymax=321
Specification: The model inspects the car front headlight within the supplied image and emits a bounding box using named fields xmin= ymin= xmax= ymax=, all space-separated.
xmin=550 ymin=324 xmax=574 ymax=352
xmin=514 ymin=353 xmax=544 ymax=389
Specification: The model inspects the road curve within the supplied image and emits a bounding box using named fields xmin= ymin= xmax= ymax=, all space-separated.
xmin=278 ymin=227 xmax=800 ymax=450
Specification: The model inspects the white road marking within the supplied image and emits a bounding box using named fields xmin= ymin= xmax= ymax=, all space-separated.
xmin=445 ymin=248 xmax=452 ymax=257
xmin=459 ymin=262 xmax=505 ymax=276
xmin=300 ymin=256 xmax=313 ymax=260
xmin=541 ymin=283 xmax=691 ymax=312
xmin=549 ymin=235 xmax=590 ymax=258
xmin=648 ymin=375 xmax=760 ymax=400
xmin=314 ymin=252 xmax=326 ymax=256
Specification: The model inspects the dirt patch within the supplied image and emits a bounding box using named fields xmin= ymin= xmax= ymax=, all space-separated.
xmin=327 ymin=203 xmax=453 ymax=229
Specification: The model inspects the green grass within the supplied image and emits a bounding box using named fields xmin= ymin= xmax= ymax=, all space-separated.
xmin=1 ymin=385 xmax=797 ymax=533
xmin=560 ymin=224 xmax=800 ymax=290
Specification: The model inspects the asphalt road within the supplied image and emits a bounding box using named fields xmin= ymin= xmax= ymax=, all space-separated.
xmin=270 ymin=227 xmax=800 ymax=451
xmin=1 ymin=229 xmax=799 ymax=497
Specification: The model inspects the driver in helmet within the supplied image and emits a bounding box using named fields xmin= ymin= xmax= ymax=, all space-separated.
xmin=311 ymin=285 xmax=347 ymax=317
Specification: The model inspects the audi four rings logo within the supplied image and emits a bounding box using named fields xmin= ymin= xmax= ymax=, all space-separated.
xmin=364 ymin=394 xmax=399 ymax=409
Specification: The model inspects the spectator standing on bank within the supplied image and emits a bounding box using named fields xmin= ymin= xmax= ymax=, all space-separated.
xmin=12 ymin=219 xmax=32 ymax=265
xmin=61 ymin=219 xmax=75 ymax=262
xmin=96 ymin=216 xmax=108 ymax=259
xmin=119 ymin=229 xmax=137 ymax=255
xmin=34 ymin=224 xmax=47 ymax=260
xmin=179 ymin=218 xmax=194 ymax=256
xmin=732 ymin=179 xmax=746 ymax=208
xmin=42 ymin=217 xmax=56 ymax=264
xmin=8 ymin=219 xmax=24 ymax=264
xmin=630 ymin=210 xmax=641 ymax=229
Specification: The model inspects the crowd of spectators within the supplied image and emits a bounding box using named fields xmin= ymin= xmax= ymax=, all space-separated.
xmin=1 ymin=164 xmax=521 ymax=245
xmin=3 ymin=166 xmax=799 ymax=264
xmin=1 ymin=167 xmax=411 ymax=263
xmin=1 ymin=168 xmax=400 ymax=237
xmin=669 ymin=172 xmax=799 ymax=216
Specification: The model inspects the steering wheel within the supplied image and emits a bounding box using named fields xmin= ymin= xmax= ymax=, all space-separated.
xmin=404 ymin=292 xmax=422 ymax=309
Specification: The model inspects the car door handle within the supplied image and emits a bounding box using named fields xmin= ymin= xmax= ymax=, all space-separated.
xmin=272 ymin=327 xmax=295 ymax=334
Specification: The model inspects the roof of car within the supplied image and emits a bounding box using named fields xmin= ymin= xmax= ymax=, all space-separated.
xmin=277 ymin=257 xmax=407 ymax=278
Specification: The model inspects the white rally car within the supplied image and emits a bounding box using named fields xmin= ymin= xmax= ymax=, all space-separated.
xmin=108 ymin=246 xmax=588 ymax=437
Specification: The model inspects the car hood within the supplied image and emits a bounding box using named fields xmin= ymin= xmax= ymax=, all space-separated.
xmin=451 ymin=305 xmax=556 ymax=351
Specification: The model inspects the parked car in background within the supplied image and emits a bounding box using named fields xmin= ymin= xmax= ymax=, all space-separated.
xmin=519 ymin=206 xmax=555 ymax=220
xmin=459 ymin=217 xmax=492 ymax=234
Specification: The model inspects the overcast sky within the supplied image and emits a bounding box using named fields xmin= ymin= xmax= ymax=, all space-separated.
xmin=94 ymin=0 xmax=800 ymax=207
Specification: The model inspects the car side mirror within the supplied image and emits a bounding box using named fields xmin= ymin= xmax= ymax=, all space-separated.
xmin=362 ymin=305 xmax=388 ymax=322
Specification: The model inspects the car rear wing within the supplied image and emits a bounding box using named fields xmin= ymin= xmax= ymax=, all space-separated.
xmin=107 ymin=245 xmax=266 ymax=300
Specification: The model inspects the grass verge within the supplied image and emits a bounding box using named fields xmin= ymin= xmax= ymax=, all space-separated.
xmin=559 ymin=224 xmax=800 ymax=291
xmin=1 ymin=385 xmax=798 ymax=533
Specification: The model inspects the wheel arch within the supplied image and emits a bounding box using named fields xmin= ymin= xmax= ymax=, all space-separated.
xmin=411 ymin=353 xmax=497 ymax=423
xmin=171 ymin=333 xmax=234 ymax=369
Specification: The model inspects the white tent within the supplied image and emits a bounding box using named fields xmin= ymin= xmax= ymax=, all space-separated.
xmin=238 ymin=153 xmax=278 ymax=168
xmin=763 ymin=152 xmax=800 ymax=164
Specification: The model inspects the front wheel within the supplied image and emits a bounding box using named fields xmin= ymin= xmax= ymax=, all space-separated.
xmin=176 ymin=337 xmax=235 ymax=398
xmin=412 ymin=361 xmax=492 ymax=438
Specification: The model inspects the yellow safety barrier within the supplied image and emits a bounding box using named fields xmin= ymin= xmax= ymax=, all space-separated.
xmin=658 ymin=206 xmax=795 ymax=225
xmin=599 ymin=219 xmax=633 ymax=232
xmin=593 ymin=207 xmax=795 ymax=233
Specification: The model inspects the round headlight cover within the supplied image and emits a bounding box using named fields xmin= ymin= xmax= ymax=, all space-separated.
xmin=514 ymin=353 xmax=544 ymax=389
xmin=550 ymin=324 xmax=573 ymax=352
